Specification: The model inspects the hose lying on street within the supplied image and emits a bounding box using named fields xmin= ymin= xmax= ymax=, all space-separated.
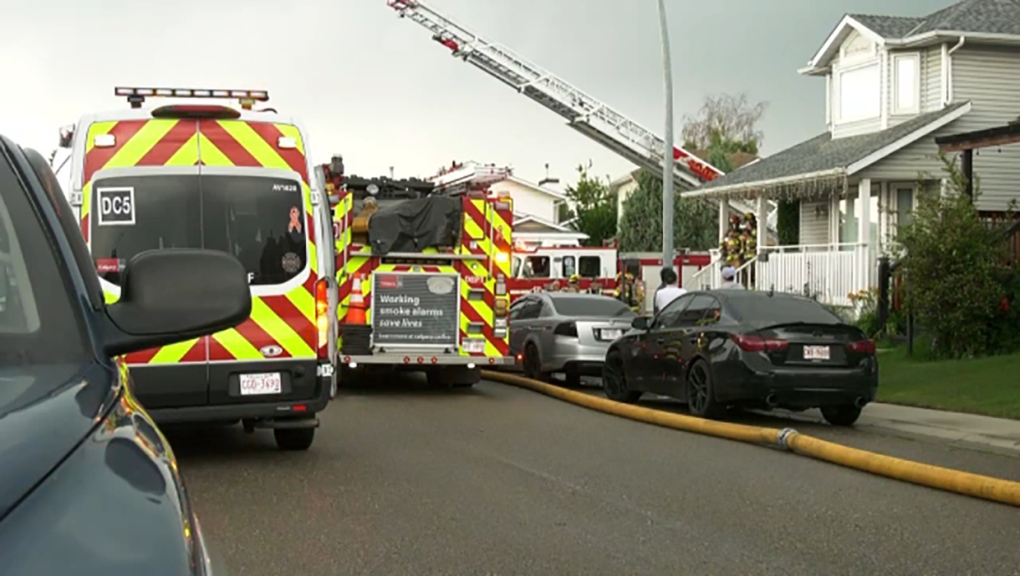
xmin=481 ymin=370 xmax=1020 ymax=508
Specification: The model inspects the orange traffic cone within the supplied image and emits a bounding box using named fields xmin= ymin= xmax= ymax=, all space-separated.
xmin=346 ymin=276 xmax=367 ymax=325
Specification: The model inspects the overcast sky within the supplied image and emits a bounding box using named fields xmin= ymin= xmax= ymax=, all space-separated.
xmin=2 ymin=0 xmax=954 ymax=189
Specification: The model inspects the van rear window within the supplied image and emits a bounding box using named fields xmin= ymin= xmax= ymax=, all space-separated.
xmin=90 ymin=174 xmax=307 ymax=286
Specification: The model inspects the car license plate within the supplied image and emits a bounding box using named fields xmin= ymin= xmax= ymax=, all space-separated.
xmin=462 ymin=339 xmax=485 ymax=353
xmin=600 ymin=329 xmax=623 ymax=340
xmin=239 ymin=372 xmax=282 ymax=396
xmin=803 ymin=345 xmax=831 ymax=361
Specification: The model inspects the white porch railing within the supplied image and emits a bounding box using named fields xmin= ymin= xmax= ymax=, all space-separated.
xmin=755 ymin=243 xmax=877 ymax=307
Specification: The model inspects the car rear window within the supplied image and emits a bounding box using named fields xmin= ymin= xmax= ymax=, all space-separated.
xmin=90 ymin=174 xmax=307 ymax=286
xmin=550 ymin=295 xmax=635 ymax=318
xmin=0 ymin=147 xmax=89 ymax=377
xmin=725 ymin=294 xmax=842 ymax=327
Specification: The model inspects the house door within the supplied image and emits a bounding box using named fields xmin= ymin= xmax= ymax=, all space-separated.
xmin=890 ymin=182 xmax=916 ymax=239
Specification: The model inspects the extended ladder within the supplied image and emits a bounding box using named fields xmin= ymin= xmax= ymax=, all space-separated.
xmin=386 ymin=0 xmax=775 ymax=233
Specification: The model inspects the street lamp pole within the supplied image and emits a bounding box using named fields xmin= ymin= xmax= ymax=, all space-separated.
xmin=656 ymin=0 xmax=676 ymax=273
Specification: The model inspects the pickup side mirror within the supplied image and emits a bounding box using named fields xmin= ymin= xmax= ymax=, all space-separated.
xmin=103 ymin=249 xmax=252 ymax=357
xmin=631 ymin=316 xmax=651 ymax=330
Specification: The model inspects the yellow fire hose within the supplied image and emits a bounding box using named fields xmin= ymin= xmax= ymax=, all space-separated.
xmin=481 ymin=370 xmax=1020 ymax=508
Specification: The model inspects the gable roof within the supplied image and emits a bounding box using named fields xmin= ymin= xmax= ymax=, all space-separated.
xmin=512 ymin=213 xmax=578 ymax=233
xmin=804 ymin=0 xmax=1020 ymax=74
xmin=685 ymin=101 xmax=971 ymax=198
xmin=496 ymin=175 xmax=567 ymax=200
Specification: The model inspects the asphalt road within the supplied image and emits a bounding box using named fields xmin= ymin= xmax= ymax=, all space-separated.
xmin=169 ymin=375 xmax=1020 ymax=576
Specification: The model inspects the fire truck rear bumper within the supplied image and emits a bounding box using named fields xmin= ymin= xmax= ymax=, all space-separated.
xmin=337 ymin=354 xmax=513 ymax=367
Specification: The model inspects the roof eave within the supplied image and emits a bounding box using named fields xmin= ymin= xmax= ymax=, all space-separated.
xmin=847 ymin=100 xmax=972 ymax=174
xmin=682 ymin=168 xmax=848 ymax=199
xmin=805 ymin=15 xmax=887 ymax=73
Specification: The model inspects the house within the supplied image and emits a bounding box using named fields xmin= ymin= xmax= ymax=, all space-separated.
xmin=684 ymin=0 xmax=1020 ymax=306
xmin=487 ymin=171 xmax=569 ymax=224
xmin=512 ymin=213 xmax=589 ymax=248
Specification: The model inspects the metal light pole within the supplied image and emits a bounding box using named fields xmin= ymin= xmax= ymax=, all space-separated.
xmin=656 ymin=0 xmax=675 ymax=273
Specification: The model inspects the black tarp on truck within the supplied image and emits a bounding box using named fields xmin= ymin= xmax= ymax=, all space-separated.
xmin=367 ymin=195 xmax=463 ymax=255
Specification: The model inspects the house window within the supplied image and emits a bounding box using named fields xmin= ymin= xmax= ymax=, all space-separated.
xmin=895 ymin=186 xmax=915 ymax=230
xmin=892 ymin=53 xmax=920 ymax=114
xmin=578 ymin=256 xmax=601 ymax=278
xmin=837 ymin=191 xmax=879 ymax=247
xmin=837 ymin=63 xmax=880 ymax=123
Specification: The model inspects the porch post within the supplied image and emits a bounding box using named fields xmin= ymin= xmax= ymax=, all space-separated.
xmin=755 ymin=196 xmax=767 ymax=248
xmin=718 ymin=199 xmax=728 ymax=244
xmin=858 ymin=178 xmax=872 ymax=287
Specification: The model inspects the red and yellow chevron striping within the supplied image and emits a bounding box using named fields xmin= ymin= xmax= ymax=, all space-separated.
xmin=82 ymin=117 xmax=320 ymax=366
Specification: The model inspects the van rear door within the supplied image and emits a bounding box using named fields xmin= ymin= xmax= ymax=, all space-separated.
xmin=85 ymin=118 xmax=209 ymax=409
xmin=196 ymin=119 xmax=319 ymax=405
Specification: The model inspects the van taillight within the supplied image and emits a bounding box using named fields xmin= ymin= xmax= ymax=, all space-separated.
xmin=315 ymin=279 xmax=329 ymax=360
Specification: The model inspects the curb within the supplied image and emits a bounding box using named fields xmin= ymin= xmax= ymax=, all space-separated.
xmin=481 ymin=371 xmax=1020 ymax=508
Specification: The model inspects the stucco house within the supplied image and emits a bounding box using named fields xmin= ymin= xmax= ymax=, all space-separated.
xmin=684 ymin=0 xmax=1020 ymax=306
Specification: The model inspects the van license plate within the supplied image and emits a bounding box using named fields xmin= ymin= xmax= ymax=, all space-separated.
xmin=803 ymin=346 xmax=830 ymax=361
xmin=239 ymin=373 xmax=282 ymax=395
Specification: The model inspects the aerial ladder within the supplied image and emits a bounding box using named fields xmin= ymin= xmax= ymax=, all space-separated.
xmin=385 ymin=0 xmax=776 ymax=236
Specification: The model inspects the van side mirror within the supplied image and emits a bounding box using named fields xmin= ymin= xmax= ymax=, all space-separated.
xmin=103 ymin=249 xmax=252 ymax=357
xmin=631 ymin=316 xmax=651 ymax=330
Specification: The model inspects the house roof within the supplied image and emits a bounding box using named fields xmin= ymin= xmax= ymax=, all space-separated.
xmin=848 ymin=14 xmax=925 ymax=38
xmin=512 ymin=212 xmax=579 ymax=233
xmin=805 ymin=0 xmax=1020 ymax=74
xmin=685 ymin=101 xmax=972 ymax=198
xmin=497 ymin=175 xmax=567 ymax=200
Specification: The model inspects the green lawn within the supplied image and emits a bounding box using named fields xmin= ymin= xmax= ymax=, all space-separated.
xmin=878 ymin=347 xmax=1020 ymax=419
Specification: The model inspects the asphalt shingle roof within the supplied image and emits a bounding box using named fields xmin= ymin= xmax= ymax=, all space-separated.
xmin=848 ymin=14 xmax=925 ymax=38
xmin=696 ymin=102 xmax=970 ymax=193
xmin=853 ymin=0 xmax=1020 ymax=39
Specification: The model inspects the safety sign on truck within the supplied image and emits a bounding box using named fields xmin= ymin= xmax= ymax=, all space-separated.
xmin=372 ymin=273 xmax=459 ymax=346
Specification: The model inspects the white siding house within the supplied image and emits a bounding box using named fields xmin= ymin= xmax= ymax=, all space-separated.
xmin=488 ymin=175 xmax=567 ymax=224
xmin=684 ymin=0 xmax=1020 ymax=306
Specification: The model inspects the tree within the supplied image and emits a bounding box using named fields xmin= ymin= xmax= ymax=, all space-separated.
xmin=618 ymin=170 xmax=716 ymax=252
xmin=564 ymin=162 xmax=617 ymax=247
xmin=898 ymin=154 xmax=1013 ymax=358
xmin=681 ymin=92 xmax=767 ymax=157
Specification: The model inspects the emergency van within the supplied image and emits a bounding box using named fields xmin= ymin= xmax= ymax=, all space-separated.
xmin=63 ymin=87 xmax=337 ymax=451
xmin=319 ymin=162 xmax=514 ymax=387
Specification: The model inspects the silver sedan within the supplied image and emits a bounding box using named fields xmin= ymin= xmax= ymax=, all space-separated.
xmin=508 ymin=292 xmax=637 ymax=386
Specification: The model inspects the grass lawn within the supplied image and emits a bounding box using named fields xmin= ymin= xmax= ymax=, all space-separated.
xmin=878 ymin=347 xmax=1020 ymax=419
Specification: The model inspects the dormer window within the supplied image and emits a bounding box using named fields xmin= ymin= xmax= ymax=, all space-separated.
xmin=892 ymin=52 xmax=921 ymax=114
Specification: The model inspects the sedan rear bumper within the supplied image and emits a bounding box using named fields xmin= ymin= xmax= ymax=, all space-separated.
xmin=714 ymin=364 xmax=878 ymax=410
xmin=544 ymin=342 xmax=609 ymax=374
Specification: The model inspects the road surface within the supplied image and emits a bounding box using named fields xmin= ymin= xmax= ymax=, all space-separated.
xmin=169 ymin=375 xmax=1020 ymax=576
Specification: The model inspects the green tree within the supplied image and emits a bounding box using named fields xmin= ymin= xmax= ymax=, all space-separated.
xmin=564 ymin=162 xmax=617 ymax=246
xmin=618 ymin=169 xmax=716 ymax=252
xmin=681 ymin=92 xmax=767 ymax=159
xmin=898 ymin=154 xmax=1012 ymax=358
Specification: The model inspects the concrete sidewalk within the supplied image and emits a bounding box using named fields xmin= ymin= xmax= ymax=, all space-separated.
xmin=798 ymin=403 xmax=1020 ymax=455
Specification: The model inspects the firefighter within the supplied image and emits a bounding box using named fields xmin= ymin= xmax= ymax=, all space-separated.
xmin=565 ymin=274 xmax=581 ymax=292
xmin=720 ymin=214 xmax=744 ymax=268
xmin=613 ymin=271 xmax=643 ymax=312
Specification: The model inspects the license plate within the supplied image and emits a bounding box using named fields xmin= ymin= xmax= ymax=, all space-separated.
xmin=239 ymin=372 xmax=282 ymax=396
xmin=600 ymin=329 xmax=624 ymax=340
xmin=462 ymin=339 xmax=485 ymax=353
xmin=803 ymin=345 xmax=831 ymax=361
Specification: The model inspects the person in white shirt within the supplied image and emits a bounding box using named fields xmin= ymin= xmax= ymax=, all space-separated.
xmin=653 ymin=266 xmax=687 ymax=316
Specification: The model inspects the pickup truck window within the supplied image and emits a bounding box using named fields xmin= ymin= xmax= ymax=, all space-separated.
xmin=0 ymin=149 xmax=88 ymax=372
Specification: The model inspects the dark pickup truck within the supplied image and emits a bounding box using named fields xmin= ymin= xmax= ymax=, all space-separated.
xmin=0 ymin=134 xmax=251 ymax=574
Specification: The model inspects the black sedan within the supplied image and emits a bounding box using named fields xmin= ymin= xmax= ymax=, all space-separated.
xmin=602 ymin=290 xmax=878 ymax=426
xmin=0 ymin=135 xmax=251 ymax=574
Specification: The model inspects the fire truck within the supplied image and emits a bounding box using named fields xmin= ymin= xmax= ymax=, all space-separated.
xmin=318 ymin=159 xmax=513 ymax=388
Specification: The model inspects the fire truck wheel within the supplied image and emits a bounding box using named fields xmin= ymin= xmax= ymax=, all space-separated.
xmin=523 ymin=343 xmax=547 ymax=382
xmin=274 ymin=427 xmax=315 ymax=451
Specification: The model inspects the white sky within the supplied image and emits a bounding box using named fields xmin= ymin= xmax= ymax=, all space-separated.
xmin=1 ymin=0 xmax=954 ymax=189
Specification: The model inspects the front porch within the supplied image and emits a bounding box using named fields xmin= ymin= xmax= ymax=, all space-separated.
xmin=685 ymin=103 xmax=974 ymax=306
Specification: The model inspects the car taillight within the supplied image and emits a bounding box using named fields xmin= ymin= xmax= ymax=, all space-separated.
xmin=554 ymin=321 xmax=578 ymax=337
xmin=846 ymin=339 xmax=876 ymax=354
xmin=731 ymin=333 xmax=788 ymax=352
xmin=315 ymin=279 xmax=329 ymax=360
